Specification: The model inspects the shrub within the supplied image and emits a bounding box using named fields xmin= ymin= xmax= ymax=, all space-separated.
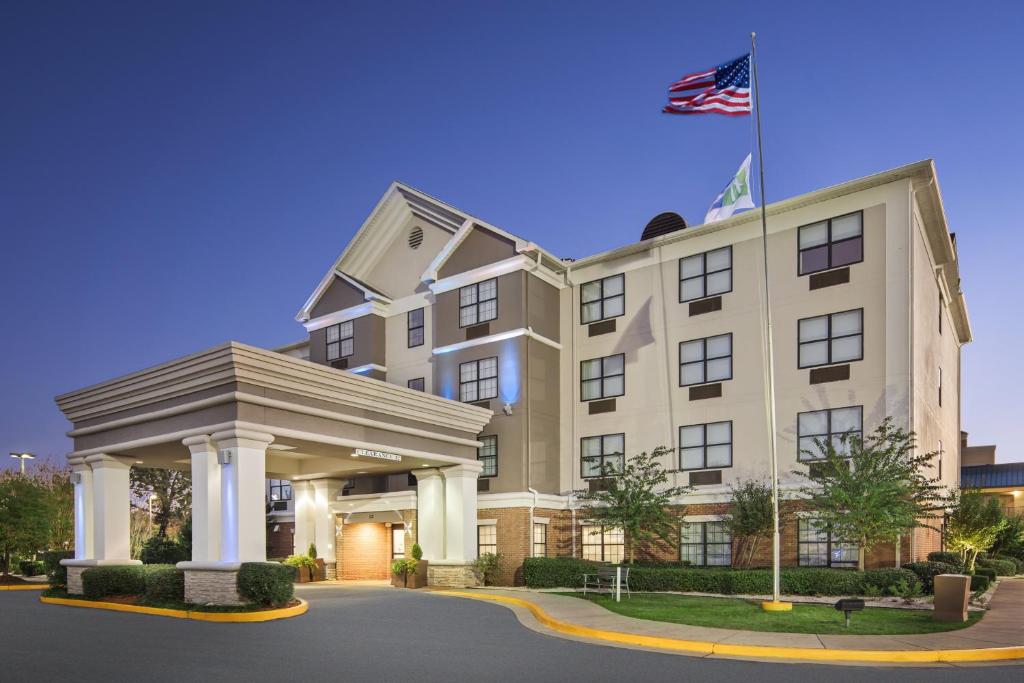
xmin=974 ymin=566 xmax=997 ymax=582
xmin=19 ymin=559 xmax=45 ymax=576
xmin=283 ymin=554 xmax=317 ymax=575
xmin=927 ymin=551 xmax=965 ymax=571
xmin=411 ymin=543 xmax=423 ymax=561
xmin=139 ymin=535 xmax=189 ymax=565
xmin=523 ymin=557 xmax=598 ymax=588
xmin=391 ymin=558 xmax=418 ymax=577
xmin=970 ymin=574 xmax=990 ymax=592
xmin=780 ymin=568 xmax=863 ymax=596
xmin=42 ymin=550 xmax=74 ymax=588
xmin=976 ymin=558 xmax=1017 ymax=577
xmin=991 ymin=554 xmax=1024 ymax=574
xmin=141 ymin=565 xmax=184 ymax=604
xmin=82 ymin=565 xmax=146 ymax=599
xmin=308 ymin=543 xmax=318 ymax=559
xmin=237 ymin=562 xmax=295 ymax=607
xmin=863 ymin=568 xmax=920 ymax=594
xmin=904 ymin=561 xmax=958 ymax=593
xmin=472 ymin=553 xmax=502 ymax=586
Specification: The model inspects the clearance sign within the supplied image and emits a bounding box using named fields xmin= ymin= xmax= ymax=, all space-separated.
xmin=353 ymin=448 xmax=402 ymax=462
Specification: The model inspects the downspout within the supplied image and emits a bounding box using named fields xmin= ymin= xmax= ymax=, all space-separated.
xmin=565 ymin=259 xmax=578 ymax=558
xmin=523 ymin=248 xmax=542 ymax=558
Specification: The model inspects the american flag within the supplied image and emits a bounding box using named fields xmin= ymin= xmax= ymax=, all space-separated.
xmin=663 ymin=54 xmax=751 ymax=116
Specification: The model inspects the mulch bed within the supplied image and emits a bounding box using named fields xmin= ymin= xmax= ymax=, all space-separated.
xmin=0 ymin=575 xmax=31 ymax=585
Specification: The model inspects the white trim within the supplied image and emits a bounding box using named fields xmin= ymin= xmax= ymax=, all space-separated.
xmin=433 ymin=327 xmax=562 ymax=355
xmin=533 ymin=517 xmax=550 ymax=525
xmin=348 ymin=363 xmax=387 ymax=375
xmin=477 ymin=491 xmax=570 ymax=510
xmin=330 ymin=491 xmax=417 ymax=515
xmin=682 ymin=514 xmax=726 ymax=523
xmin=477 ymin=518 xmax=497 ymax=526
xmin=303 ymin=301 xmax=389 ymax=332
xmin=422 ymin=218 xmax=475 ymax=283
xmin=335 ymin=271 xmax=392 ymax=303
xmin=429 ymin=255 xmax=534 ymax=294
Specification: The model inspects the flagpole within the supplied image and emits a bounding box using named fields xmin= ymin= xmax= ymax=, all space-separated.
xmin=751 ymin=32 xmax=789 ymax=612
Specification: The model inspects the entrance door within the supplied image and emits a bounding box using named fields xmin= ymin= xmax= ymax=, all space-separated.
xmin=392 ymin=525 xmax=405 ymax=559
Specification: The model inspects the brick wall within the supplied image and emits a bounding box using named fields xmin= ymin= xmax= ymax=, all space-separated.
xmin=476 ymin=507 xmax=531 ymax=585
xmin=338 ymin=522 xmax=392 ymax=580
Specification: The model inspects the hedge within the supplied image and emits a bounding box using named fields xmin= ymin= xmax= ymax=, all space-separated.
xmin=19 ymin=559 xmax=45 ymax=577
xmin=139 ymin=536 xmax=190 ymax=565
xmin=82 ymin=566 xmax=147 ymax=600
xmin=971 ymin=574 xmax=991 ymax=592
xmin=237 ymin=562 xmax=295 ymax=607
xmin=927 ymin=551 xmax=965 ymax=571
xmin=42 ymin=550 xmax=74 ymax=589
xmin=991 ymin=554 xmax=1024 ymax=574
xmin=974 ymin=566 xmax=997 ymax=582
xmin=522 ymin=558 xmax=918 ymax=596
xmin=142 ymin=566 xmax=185 ymax=604
xmin=903 ymin=561 xmax=958 ymax=593
xmin=977 ymin=558 xmax=1017 ymax=577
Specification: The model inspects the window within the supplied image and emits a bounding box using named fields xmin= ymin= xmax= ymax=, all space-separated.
xmin=408 ymin=308 xmax=424 ymax=347
xmin=798 ymin=309 xmax=863 ymax=368
xmin=580 ymin=354 xmax=624 ymax=401
xmin=798 ymin=518 xmax=858 ymax=568
xmin=797 ymin=406 xmax=863 ymax=460
xmin=459 ymin=278 xmax=497 ymax=327
xmin=798 ymin=211 xmax=863 ymax=275
xmin=938 ymin=440 xmax=943 ymax=480
xmin=407 ymin=377 xmax=425 ymax=392
xmin=269 ymin=479 xmax=292 ymax=502
xmin=581 ymin=525 xmax=624 ymax=563
xmin=478 ymin=435 xmax=497 ymax=477
xmin=459 ymin=357 xmax=498 ymax=402
xmin=939 ymin=292 xmax=944 ymax=335
xmin=679 ymin=421 xmax=732 ymax=470
xmin=477 ymin=524 xmax=497 ymax=556
xmin=392 ymin=527 xmax=405 ymax=560
xmin=581 ymin=433 xmax=624 ymax=478
xmin=580 ymin=273 xmax=625 ymax=324
xmin=938 ymin=366 xmax=943 ymax=407
xmin=681 ymin=521 xmax=732 ymax=566
xmin=533 ymin=523 xmax=547 ymax=558
xmin=679 ymin=333 xmax=732 ymax=386
xmin=326 ymin=320 xmax=354 ymax=361
xmin=680 ymin=246 xmax=732 ymax=302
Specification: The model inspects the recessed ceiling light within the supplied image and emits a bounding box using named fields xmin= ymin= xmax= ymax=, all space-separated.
xmin=267 ymin=444 xmax=296 ymax=451
xmin=135 ymin=460 xmax=143 ymax=464
xmin=356 ymin=471 xmax=367 ymax=474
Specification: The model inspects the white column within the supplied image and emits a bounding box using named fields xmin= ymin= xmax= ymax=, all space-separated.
xmin=413 ymin=468 xmax=445 ymax=561
xmin=313 ymin=479 xmax=344 ymax=563
xmin=69 ymin=456 xmax=93 ymax=560
xmin=292 ymin=481 xmax=315 ymax=559
xmin=212 ymin=428 xmax=273 ymax=563
xmin=183 ymin=436 xmax=221 ymax=562
xmin=85 ymin=454 xmax=134 ymax=562
xmin=441 ymin=463 xmax=481 ymax=563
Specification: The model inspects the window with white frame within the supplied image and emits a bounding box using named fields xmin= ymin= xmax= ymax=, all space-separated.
xmin=459 ymin=278 xmax=497 ymax=327
xmin=798 ymin=211 xmax=863 ymax=275
xmin=679 ymin=246 xmax=732 ymax=302
xmin=679 ymin=421 xmax=732 ymax=470
xmin=679 ymin=333 xmax=732 ymax=386
xmin=478 ymin=435 xmax=497 ymax=477
xmin=477 ymin=524 xmax=497 ymax=556
xmin=581 ymin=433 xmax=624 ymax=478
xmin=581 ymin=524 xmax=624 ymax=563
xmin=681 ymin=521 xmax=731 ymax=566
xmin=408 ymin=308 xmax=424 ymax=347
xmin=533 ymin=523 xmax=547 ymax=557
xmin=798 ymin=518 xmax=858 ymax=568
xmin=580 ymin=354 xmax=624 ymax=401
xmin=269 ymin=479 xmax=292 ymax=502
xmin=459 ymin=357 xmax=498 ymax=402
xmin=326 ymin=320 xmax=354 ymax=361
xmin=798 ymin=309 xmax=863 ymax=368
xmin=580 ymin=273 xmax=625 ymax=324
xmin=797 ymin=406 xmax=862 ymax=460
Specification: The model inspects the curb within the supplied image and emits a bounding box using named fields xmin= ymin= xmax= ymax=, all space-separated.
xmin=0 ymin=584 xmax=50 ymax=591
xmin=39 ymin=595 xmax=308 ymax=622
xmin=437 ymin=590 xmax=1024 ymax=665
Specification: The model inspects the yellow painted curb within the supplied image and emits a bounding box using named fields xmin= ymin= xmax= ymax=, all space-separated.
xmin=0 ymin=584 xmax=50 ymax=591
xmin=39 ymin=595 xmax=308 ymax=623
xmin=437 ymin=591 xmax=1024 ymax=664
xmin=761 ymin=600 xmax=793 ymax=612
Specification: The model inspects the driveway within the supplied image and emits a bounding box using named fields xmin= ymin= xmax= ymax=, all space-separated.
xmin=4 ymin=585 xmax=1021 ymax=682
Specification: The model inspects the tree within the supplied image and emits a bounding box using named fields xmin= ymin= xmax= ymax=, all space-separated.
xmin=0 ymin=473 xmax=53 ymax=577
xmin=723 ymin=479 xmax=774 ymax=567
xmin=794 ymin=417 xmax=944 ymax=571
xmin=945 ymin=489 xmax=1007 ymax=572
xmin=129 ymin=467 xmax=191 ymax=537
xmin=29 ymin=462 xmax=74 ymax=551
xmin=989 ymin=512 xmax=1024 ymax=559
xmin=574 ymin=447 xmax=690 ymax=564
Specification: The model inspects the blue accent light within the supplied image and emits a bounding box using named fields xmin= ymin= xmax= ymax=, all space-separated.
xmin=499 ymin=338 xmax=521 ymax=405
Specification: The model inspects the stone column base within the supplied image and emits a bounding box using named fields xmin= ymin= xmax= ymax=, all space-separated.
xmin=325 ymin=561 xmax=337 ymax=580
xmin=66 ymin=567 xmax=86 ymax=595
xmin=427 ymin=562 xmax=479 ymax=588
xmin=60 ymin=559 xmax=142 ymax=595
xmin=178 ymin=562 xmax=246 ymax=606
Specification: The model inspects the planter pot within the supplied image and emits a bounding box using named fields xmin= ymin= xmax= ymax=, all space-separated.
xmin=391 ymin=570 xmax=407 ymax=588
xmin=294 ymin=566 xmax=312 ymax=583
xmin=313 ymin=558 xmax=326 ymax=582
xmin=409 ymin=560 xmax=428 ymax=589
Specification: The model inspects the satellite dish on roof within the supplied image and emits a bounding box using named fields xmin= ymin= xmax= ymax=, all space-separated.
xmin=641 ymin=212 xmax=687 ymax=241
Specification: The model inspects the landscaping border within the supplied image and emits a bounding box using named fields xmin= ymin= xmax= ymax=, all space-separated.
xmin=39 ymin=595 xmax=308 ymax=622
xmin=435 ymin=590 xmax=1024 ymax=664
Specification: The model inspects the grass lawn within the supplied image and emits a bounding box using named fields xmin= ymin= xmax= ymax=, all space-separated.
xmin=561 ymin=593 xmax=983 ymax=635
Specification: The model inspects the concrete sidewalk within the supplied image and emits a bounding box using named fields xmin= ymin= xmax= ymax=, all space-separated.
xmin=432 ymin=578 xmax=1024 ymax=664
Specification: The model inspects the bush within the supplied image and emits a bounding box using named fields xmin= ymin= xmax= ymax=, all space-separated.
xmin=971 ymin=574 xmax=991 ymax=592
xmin=927 ymin=551 xmax=965 ymax=571
xmin=19 ymin=559 xmax=45 ymax=577
xmin=523 ymin=557 xmax=598 ymax=588
xmin=42 ymin=550 xmax=74 ymax=588
xmin=974 ymin=566 xmax=997 ymax=582
xmin=976 ymin=558 xmax=1017 ymax=577
xmin=139 ymin=535 xmax=189 ymax=565
xmin=472 ymin=553 xmax=502 ymax=586
xmin=991 ymin=554 xmax=1024 ymax=574
xmin=411 ymin=543 xmax=423 ymax=561
xmin=904 ymin=561 xmax=958 ymax=593
xmin=82 ymin=565 xmax=146 ymax=599
xmin=283 ymin=554 xmax=317 ymax=573
xmin=863 ymin=568 xmax=920 ymax=595
xmin=307 ymin=543 xmax=318 ymax=559
xmin=141 ymin=565 xmax=184 ymax=604
xmin=237 ymin=562 xmax=295 ymax=607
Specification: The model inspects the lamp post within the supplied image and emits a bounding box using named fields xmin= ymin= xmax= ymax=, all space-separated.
xmin=9 ymin=452 xmax=35 ymax=475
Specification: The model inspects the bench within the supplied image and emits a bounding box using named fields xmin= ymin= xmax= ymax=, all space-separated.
xmin=582 ymin=565 xmax=630 ymax=598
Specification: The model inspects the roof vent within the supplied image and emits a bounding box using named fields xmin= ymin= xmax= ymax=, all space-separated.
xmin=641 ymin=212 xmax=687 ymax=241
xmin=408 ymin=226 xmax=424 ymax=249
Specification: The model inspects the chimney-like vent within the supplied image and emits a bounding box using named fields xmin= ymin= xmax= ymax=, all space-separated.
xmin=641 ymin=212 xmax=687 ymax=241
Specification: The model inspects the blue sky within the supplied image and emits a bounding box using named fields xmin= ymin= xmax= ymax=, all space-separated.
xmin=2 ymin=1 xmax=1022 ymax=467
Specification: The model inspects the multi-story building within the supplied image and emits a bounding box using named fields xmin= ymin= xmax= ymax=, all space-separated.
xmin=268 ymin=159 xmax=970 ymax=583
xmin=55 ymin=159 xmax=971 ymax=599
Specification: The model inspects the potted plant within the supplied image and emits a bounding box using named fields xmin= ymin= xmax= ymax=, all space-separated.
xmin=391 ymin=543 xmax=428 ymax=588
xmin=308 ymin=543 xmax=326 ymax=581
xmin=283 ymin=554 xmax=317 ymax=583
